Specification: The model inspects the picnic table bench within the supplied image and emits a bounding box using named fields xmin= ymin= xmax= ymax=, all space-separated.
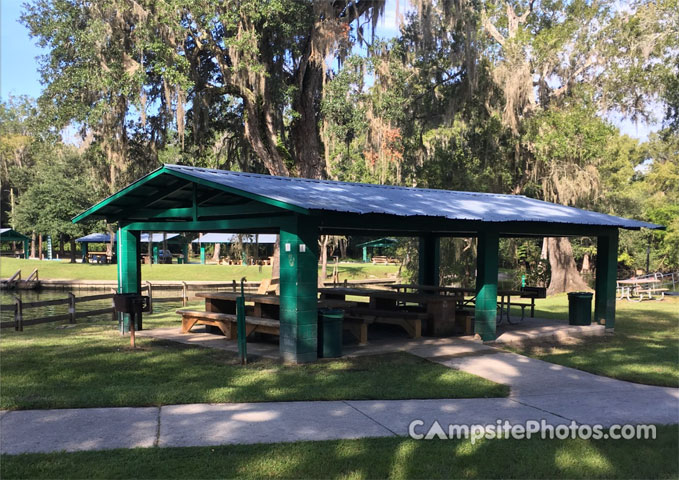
xmin=319 ymin=286 xmax=459 ymax=336
xmin=617 ymin=278 xmax=667 ymax=301
xmin=387 ymin=284 xmax=545 ymax=325
xmin=86 ymin=251 xmax=111 ymax=263
xmin=371 ymin=256 xmax=399 ymax=264
xmin=177 ymin=309 xmax=280 ymax=339
xmin=182 ymin=291 xmax=367 ymax=343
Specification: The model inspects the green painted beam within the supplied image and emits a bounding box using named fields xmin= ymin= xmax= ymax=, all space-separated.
xmin=192 ymin=183 xmax=198 ymax=221
xmin=72 ymin=167 xmax=168 ymax=223
xmin=418 ymin=235 xmax=440 ymax=286
xmin=128 ymin=203 xmax=285 ymax=220
xmin=475 ymin=231 xmax=499 ymax=341
xmin=117 ymin=226 xmax=142 ymax=333
xmin=123 ymin=215 xmax=292 ymax=232
xmin=279 ymin=216 xmax=319 ymax=364
xmin=318 ymin=213 xmax=619 ymax=237
xmin=594 ymin=231 xmax=619 ymax=329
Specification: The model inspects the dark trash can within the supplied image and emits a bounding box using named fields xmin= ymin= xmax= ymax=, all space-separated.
xmin=318 ymin=308 xmax=343 ymax=358
xmin=567 ymin=292 xmax=593 ymax=326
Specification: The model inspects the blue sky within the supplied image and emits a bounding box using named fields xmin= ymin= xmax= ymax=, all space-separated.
xmin=1 ymin=1 xmax=44 ymax=100
xmin=1 ymin=0 xmax=658 ymax=140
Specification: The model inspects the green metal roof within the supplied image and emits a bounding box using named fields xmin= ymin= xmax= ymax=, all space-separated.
xmin=73 ymin=165 xmax=664 ymax=237
xmin=355 ymin=237 xmax=398 ymax=248
xmin=0 ymin=228 xmax=30 ymax=242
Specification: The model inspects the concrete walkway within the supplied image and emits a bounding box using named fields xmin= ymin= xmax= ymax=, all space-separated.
xmin=1 ymin=338 xmax=677 ymax=455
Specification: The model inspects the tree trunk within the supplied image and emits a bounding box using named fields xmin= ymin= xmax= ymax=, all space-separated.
xmin=38 ymin=234 xmax=43 ymax=260
xmin=292 ymin=63 xmax=325 ymax=179
xmin=70 ymin=239 xmax=77 ymax=263
xmin=212 ymin=243 xmax=221 ymax=263
xmin=546 ymin=237 xmax=591 ymax=295
xmin=581 ymin=252 xmax=591 ymax=273
xmin=319 ymin=235 xmax=329 ymax=282
xmin=243 ymin=96 xmax=289 ymax=176
xmin=339 ymin=237 xmax=347 ymax=259
xmin=31 ymin=232 xmax=36 ymax=258
xmin=106 ymin=224 xmax=115 ymax=258
xmin=271 ymin=236 xmax=280 ymax=279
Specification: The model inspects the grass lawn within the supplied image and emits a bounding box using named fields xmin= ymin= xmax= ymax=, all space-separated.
xmin=0 ymin=311 xmax=507 ymax=409
xmin=505 ymin=295 xmax=679 ymax=387
xmin=2 ymin=425 xmax=677 ymax=479
xmin=0 ymin=257 xmax=399 ymax=282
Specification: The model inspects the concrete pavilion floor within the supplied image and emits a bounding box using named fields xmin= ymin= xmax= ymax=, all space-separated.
xmin=135 ymin=315 xmax=605 ymax=360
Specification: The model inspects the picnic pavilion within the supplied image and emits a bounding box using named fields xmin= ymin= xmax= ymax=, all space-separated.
xmin=356 ymin=237 xmax=398 ymax=263
xmin=75 ymin=232 xmax=187 ymax=263
xmin=0 ymin=228 xmax=30 ymax=259
xmin=192 ymin=233 xmax=277 ymax=264
xmin=73 ymin=164 xmax=662 ymax=363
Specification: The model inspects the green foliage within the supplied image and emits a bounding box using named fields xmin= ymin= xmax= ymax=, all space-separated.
xmin=12 ymin=151 xmax=95 ymax=240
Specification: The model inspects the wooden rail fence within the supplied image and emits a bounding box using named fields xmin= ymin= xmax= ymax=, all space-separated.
xmin=0 ymin=281 xmax=281 ymax=331
xmin=1 ymin=278 xmax=396 ymax=331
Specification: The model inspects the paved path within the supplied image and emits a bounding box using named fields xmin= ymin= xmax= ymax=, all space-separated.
xmin=2 ymin=339 xmax=677 ymax=455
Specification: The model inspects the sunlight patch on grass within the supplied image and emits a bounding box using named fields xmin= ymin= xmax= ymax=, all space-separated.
xmin=2 ymin=426 xmax=677 ymax=479
xmin=506 ymin=295 xmax=679 ymax=387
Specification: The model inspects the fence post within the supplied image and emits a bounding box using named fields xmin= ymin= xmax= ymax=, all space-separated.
xmin=68 ymin=292 xmax=76 ymax=323
xmin=146 ymin=281 xmax=153 ymax=314
xmin=14 ymin=296 xmax=23 ymax=332
xmin=232 ymin=280 xmax=237 ymax=292
xmin=111 ymin=288 xmax=117 ymax=325
xmin=182 ymin=281 xmax=188 ymax=306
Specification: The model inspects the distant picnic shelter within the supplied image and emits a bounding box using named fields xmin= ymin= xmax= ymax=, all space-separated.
xmin=0 ymin=228 xmax=30 ymax=259
xmin=73 ymin=165 xmax=662 ymax=363
xmin=192 ymin=233 xmax=277 ymax=264
xmin=355 ymin=237 xmax=398 ymax=263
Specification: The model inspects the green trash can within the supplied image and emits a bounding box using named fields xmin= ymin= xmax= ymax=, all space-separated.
xmin=177 ymin=257 xmax=184 ymax=264
xmin=318 ymin=308 xmax=343 ymax=358
xmin=568 ymin=292 xmax=593 ymax=325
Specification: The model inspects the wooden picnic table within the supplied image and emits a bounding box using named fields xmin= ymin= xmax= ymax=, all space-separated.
xmin=386 ymin=284 xmax=543 ymax=323
xmin=318 ymin=287 xmax=462 ymax=336
xmin=185 ymin=291 xmax=363 ymax=342
xmin=195 ymin=291 xmax=354 ymax=318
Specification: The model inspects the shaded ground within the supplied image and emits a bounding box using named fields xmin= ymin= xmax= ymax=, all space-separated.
xmin=0 ymin=318 xmax=506 ymax=409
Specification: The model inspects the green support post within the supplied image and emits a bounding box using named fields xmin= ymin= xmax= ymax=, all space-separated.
xmin=279 ymin=217 xmax=319 ymax=363
xmin=82 ymin=242 xmax=88 ymax=263
xmin=200 ymin=245 xmax=206 ymax=264
xmin=182 ymin=243 xmax=189 ymax=263
xmin=152 ymin=245 xmax=159 ymax=264
xmin=595 ymin=230 xmax=619 ymax=330
xmin=363 ymin=246 xmax=368 ymax=263
xmin=24 ymin=239 xmax=29 ymax=259
xmin=418 ymin=235 xmax=440 ymax=286
xmin=475 ymin=231 xmax=499 ymax=341
xmin=117 ymin=226 xmax=142 ymax=334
